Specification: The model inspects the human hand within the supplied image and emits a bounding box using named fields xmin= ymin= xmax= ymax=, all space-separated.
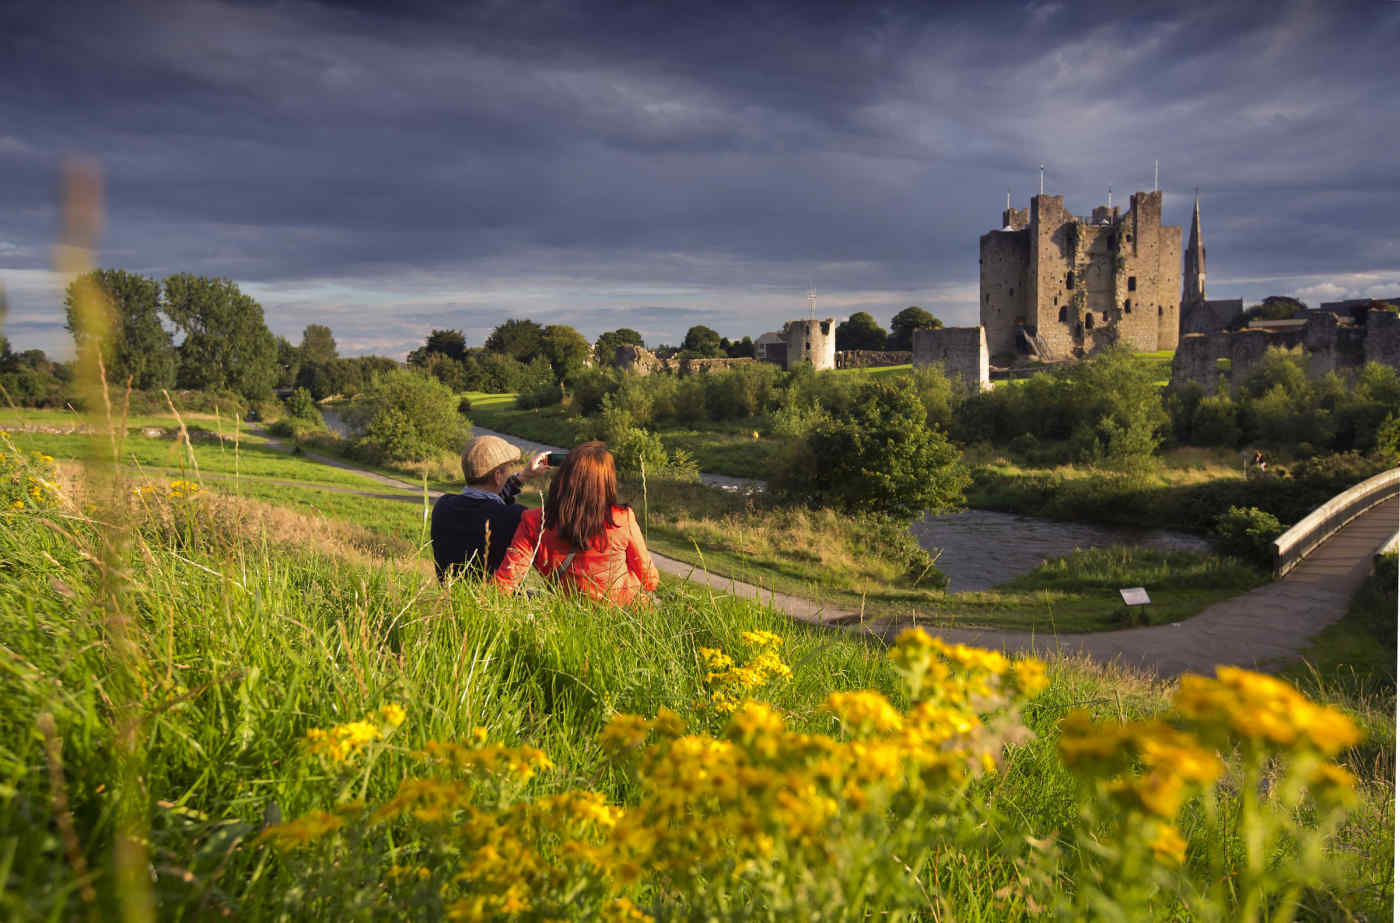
xmin=520 ymin=452 xmax=552 ymax=481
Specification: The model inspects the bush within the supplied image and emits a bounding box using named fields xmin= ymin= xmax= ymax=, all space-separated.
xmin=515 ymin=380 xmax=563 ymax=410
xmin=611 ymin=427 xmax=699 ymax=480
xmin=285 ymin=387 xmax=323 ymax=424
xmin=457 ymin=396 xmax=473 ymax=417
xmin=1190 ymin=393 xmax=1240 ymax=447
xmin=773 ymin=380 xmax=968 ymax=521
xmin=348 ymin=369 xmax=468 ymax=464
xmin=1212 ymin=506 xmax=1284 ymax=568
xmin=1377 ymin=412 xmax=1400 ymax=462
xmin=566 ymin=368 xmax=620 ymax=416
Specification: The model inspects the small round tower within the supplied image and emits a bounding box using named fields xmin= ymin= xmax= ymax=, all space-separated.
xmin=783 ymin=318 xmax=837 ymax=371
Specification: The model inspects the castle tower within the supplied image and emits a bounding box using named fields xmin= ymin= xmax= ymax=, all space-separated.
xmin=1183 ymin=191 xmax=1206 ymax=306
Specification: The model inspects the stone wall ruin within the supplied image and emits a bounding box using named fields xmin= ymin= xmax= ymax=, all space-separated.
xmin=912 ymin=325 xmax=990 ymax=390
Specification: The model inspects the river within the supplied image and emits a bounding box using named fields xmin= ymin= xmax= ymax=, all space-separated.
xmin=910 ymin=509 xmax=1210 ymax=593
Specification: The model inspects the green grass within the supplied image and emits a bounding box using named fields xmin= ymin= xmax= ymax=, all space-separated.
xmin=5 ymin=428 xmax=394 ymax=489
xmin=0 ymin=479 xmax=1390 ymax=919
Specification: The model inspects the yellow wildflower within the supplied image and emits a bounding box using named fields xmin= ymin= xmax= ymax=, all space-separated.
xmin=1150 ymin=824 xmax=1187 ymax=865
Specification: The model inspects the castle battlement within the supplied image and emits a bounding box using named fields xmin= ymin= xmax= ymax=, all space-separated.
xmin=980 ymin=190 xmax=1181 ymax=360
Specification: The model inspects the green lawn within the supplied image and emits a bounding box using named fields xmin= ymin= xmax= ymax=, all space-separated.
xmin=4 ymin=429 xmax=396 ymax=489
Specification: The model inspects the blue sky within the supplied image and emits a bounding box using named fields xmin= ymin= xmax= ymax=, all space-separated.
xmin=2 ymin=0 xmax=1398 ymax=359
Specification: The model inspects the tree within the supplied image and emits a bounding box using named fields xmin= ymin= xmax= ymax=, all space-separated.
xmin=275 ymin=336 xmax=302 ymax=389
xmin=774 ymin=379 xmax=968 ymax=520
xmin=595 ymin=328 xmax=645 ymax=365
xmin=300 ymin=324 xmax=338 ymax=366
xmin=348 ymin=368 xmax=469 ymax=463
xmin=836 ymin=312 xmax=888 ymax=351
xmin=485 ymin=319 xmax=544 ymax=363
xmin=63 ymin=269 xmax=176 ymax=390
xmin=726 ymin=336 xmax=755 ymax=358
xmin=409 ymin=329 xmax=468 ymax=364
xmin=681 ymin=325 xmax=725 ymax=358
xmin=888 ymin=306 xmax=941 ymax=351
xmin=540 ymin=324 xmax=592 ymax=381
xmin=164 ymin=274 xmax=279 ymax=400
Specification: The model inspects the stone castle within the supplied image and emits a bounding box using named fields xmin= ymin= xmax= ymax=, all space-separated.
xmin=980 ymin=190 xmax=1181 ymax=359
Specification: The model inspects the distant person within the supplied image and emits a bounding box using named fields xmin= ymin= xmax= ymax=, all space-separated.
xmin=1253 ymin=449 xmax=1267 ymax=470
xmin=431 ymin=435 xmax=551 ymax=581
xmin=494 ymin=441 xmax=659 ymax=605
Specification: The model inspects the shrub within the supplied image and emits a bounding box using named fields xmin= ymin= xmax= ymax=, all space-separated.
xmin=773 ymin=379 xmax=968 ymax=521
xmin=566 ymin=368 xmax=620 ymax=416
xmin=285 ymin=387 xmax=323 ymax=424
xmin=515 ymin=380 xmax=563 ymax=410
xmin=348 ymin=369 xmax=468 ymax=464
xmin=1190 ymin=393 xmax=1240 ymax=447
xmin=611 ymin=427 xmax=699 ymax=480
xmin=1376 ymin=412 xmax=1400 ymax=462
xmin=457 ymin=396 xmax=472 ymax=417
xmin=1212 ymin=506 xmax=1283 ymax=568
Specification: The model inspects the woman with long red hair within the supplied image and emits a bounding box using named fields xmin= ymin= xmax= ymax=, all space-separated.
xmin=493 ymin=441 xmax=659 ymax=605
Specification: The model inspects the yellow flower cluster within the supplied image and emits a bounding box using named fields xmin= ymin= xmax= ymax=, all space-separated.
xmin=1176 ymin=666 xmax=1362 ymax=756
xmin=888 ymin=627 xmax=1048 ymax=708
xmin=2 ymin=449 xmax=61 ymax=511
xmin=129 ymin=479 xmax=203 ymax=501
xmin=262 ymin=632 xmax=1045 ymax=918
xmin=303 ymin=704 xmax=407 ymax=764
xmin=698 ymin=631 xmax=793 ymax=714
xmin=1059 ymin=666 xmax=1364 ymax=871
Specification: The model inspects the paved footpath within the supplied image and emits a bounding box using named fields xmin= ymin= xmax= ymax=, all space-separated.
xmin=253 ymin=424 xmax=1399 ymax=679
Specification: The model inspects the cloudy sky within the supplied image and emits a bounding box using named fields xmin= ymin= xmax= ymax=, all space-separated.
xmin=2 ymin=0 xmax=1398 ymax=359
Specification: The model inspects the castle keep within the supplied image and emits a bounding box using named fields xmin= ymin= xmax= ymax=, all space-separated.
xmin=980 ymin=191 xmax=1181 ymax=359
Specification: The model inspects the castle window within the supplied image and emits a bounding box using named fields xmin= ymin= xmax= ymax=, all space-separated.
xmin=1066 ymin=271 xmax=1074 ymax=289
xmin=1128 ymin=276 xmax=1137 ymax=291
xmin=1085 ymin=314 xmax=1094 ymax=330
xmin=1126 ymin=234 xmax=1133 ymax=242
xmin=1124 ymin=299 xmax=1132 ymax=313
xmin=1158 ymin=306 xmax=1164 ymax=316
xmin=985 ymin=293 xmax=990 ymax=304
xmin=1058 ymin=305 xmax=1067 ymax=322
xmin=1009 ymin=288 xmax=1014 ymax=296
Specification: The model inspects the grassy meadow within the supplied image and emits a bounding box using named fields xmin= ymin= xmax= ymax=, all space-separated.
xmin=0 ymin=428 xmax=1392 ymax=920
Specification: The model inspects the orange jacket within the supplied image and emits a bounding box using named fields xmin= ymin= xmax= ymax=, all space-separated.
xmin=493 ymin=506 xmax=660 ymax=605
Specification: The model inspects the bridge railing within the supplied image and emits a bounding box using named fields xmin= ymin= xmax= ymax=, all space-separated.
xmin=1272 ymin=467 xmax=1400 ymax=578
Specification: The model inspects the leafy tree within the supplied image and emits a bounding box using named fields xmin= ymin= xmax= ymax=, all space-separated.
xmin=285 ymin=386 xmax=323 ymax=424
xmin=409 ymin=329 xmax=468 ymax=366
xmin=540 ymin=324 xmax=592 ymax=382
xmin=595 ymin=328 xmax=645 ymax=364
xmin=836 ymin=312 xmax=888 ymax=351
xmin=681 ymin=325 xmax=725 ymax=358
xmin=164 ymin=274 xmax=278 ymax=400
xmin=774 ymin=379 xmax=968 ymax=521
xmin=348 ymin=368 xmax=468 ymax=463
xmin=726 ymin=335 xmax=755 ymax=358
xmin=0 ymin=341 xmax=68 ymax=407
xmin=888 ymin=306 xmax=941 ymax=351
xmin=485 ymin=319 xmax=544 ymax=363
xmin=63 ymin=269 xmax=176 ymax=390
xmin=299 ymin=324 xmax=338 ymax=366
xmin=275 ymin=336 xmax=301 ymax=389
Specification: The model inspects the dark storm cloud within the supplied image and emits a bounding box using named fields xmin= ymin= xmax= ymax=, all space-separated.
xmin=2 ymin=0 xmax=1397 ymax=358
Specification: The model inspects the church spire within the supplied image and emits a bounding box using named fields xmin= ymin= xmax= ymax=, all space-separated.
xmin=1183 ymin=188 xmax=1206 ymax=305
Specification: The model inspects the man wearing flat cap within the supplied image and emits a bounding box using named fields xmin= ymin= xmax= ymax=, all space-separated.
xmin=431 ymin=434 xmax=551 ymax=581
